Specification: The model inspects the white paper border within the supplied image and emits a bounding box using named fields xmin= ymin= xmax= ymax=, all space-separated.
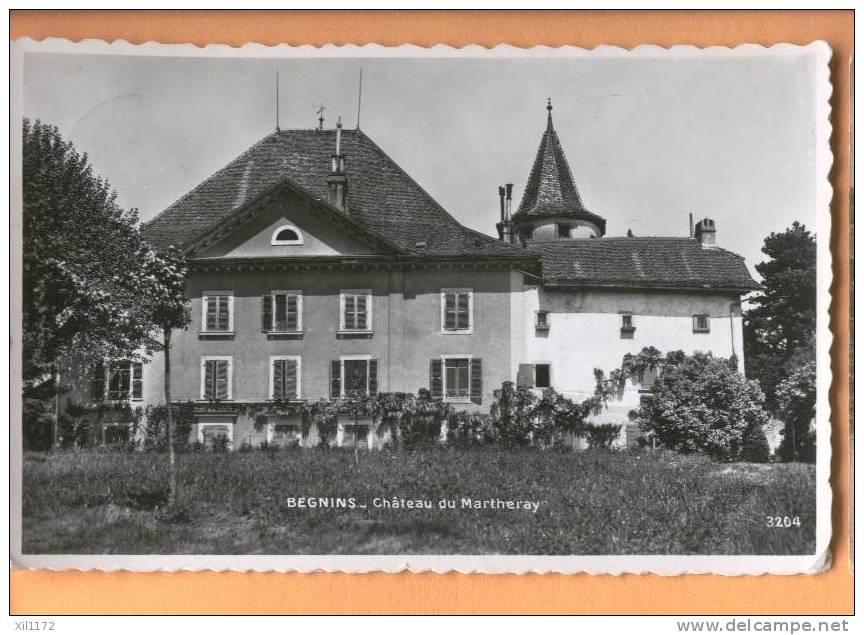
xmin=8 ymin=38 xmax=835 ymax=575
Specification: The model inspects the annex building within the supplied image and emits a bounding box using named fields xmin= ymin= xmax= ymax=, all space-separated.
xmin=70 ymin=102 xmax=757 ymax=449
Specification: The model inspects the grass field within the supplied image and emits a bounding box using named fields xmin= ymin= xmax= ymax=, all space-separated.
xmin=21 ymin=448 xmax=816 ymax=555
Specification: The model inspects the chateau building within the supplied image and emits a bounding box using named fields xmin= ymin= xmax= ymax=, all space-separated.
xmin=68 ymin=102 xmax=757 ymax=449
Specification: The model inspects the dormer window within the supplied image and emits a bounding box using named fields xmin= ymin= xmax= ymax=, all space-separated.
xmin=270 ymin=224 xmax=304 ymax=246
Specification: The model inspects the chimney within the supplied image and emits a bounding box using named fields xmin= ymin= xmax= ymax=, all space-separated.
xmin=327 ymin=117 xmax=348 ymax=211
xmin=505 ymin=183 xmax=513 ymax=221
xmin=694 ymin=218 xmax=717 ymax=246
xmin=496 ymin=185 xmax=514 ymax=243
xmin=689 ymin=212 xmax=694 ymax=238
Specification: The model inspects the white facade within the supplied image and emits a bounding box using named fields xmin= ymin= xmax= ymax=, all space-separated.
xmin=511 ymin=283 xmax=745 ymax=443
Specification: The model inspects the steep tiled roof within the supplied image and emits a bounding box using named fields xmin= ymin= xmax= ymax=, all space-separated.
xmin=141 ymin=129 xmax=525 ymax=258
xmin=528 ymin=237 xmax=758 ymax=291
xmin=514 ymin=106 xmax=606 ymax=234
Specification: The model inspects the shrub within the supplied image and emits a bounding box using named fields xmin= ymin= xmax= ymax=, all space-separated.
xmin=398 ymin=391 xmax=449 ymax=449
xmin=211 ymin=435 xmax=230 ymax=453
xmin=23 ymin=398 xmax=53 ymax=451
xmin=776 ymin=360 xmax=817 ymax=462
xmin=447 ymin=411 xmax=496 ymax=448
xmin=489 ymin=382 xmax=538 ymax=446
xmin=143 ymin=402 xmax=194 ymax=452
xmin=742 ymin=423 xmax=771 ymax=463
xmin=584 ymin=423 xmax=622 ymax=449
xmin=631 ymin=352 xmax=769 ymax=461
xmin=301 ymin=400 xmax=339 ymax=447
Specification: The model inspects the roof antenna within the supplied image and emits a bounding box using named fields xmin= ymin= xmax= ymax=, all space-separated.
xmin=275 ymin=70 xmax=280 ymax=132
xmin=356 ymin=69 xmax=363 ymax=130
xmin=317 ymin=105 xmax=325 ymax=131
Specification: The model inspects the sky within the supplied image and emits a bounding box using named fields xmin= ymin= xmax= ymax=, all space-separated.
xmin=21 ymin=49 xmax=824 ymax=275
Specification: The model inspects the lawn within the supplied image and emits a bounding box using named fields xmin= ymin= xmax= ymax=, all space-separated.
xmin=21 ymin=447 xmax=816 ymax=555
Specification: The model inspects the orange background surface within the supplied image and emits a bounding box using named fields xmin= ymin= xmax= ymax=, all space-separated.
xmin=9 ymin=10 xmax=854 ymax=615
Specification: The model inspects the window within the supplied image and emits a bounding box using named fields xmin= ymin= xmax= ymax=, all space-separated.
xmin=202 ymin=292 xmax=233 ymax=332
xmin=106 ymin=361 xmax=143 ymax=401
xmin=330 ymin=356 xmax=378 ymax=399
xmin=198 ymin=423 xmax=233 ymax=450
xmin=262 ymin=291 xmax=302 ymax=333
xmin=557 ymin=223 xmax=571 ymax=238
xmin=621 ymin=314 xmax=634 ymax=330
xmin=444 ymin=358 xmax=471 ymax=399
xmin=201 ymin=356 xmax=232 ymax=400
xmin=535 ymin=310 xmax=550 ymax=330
xmin=535 ymin=364 xmax=551 ymax=389
xmin=270 ymin=356 xmax=301 ymax=400
xmin=430 ymin=356 xmax=482 ymax=404
xmin=340 ymin=291 xmax=372 ymax=332
xmin=267 ymin=421 xmax=302 ymax=447
xmin=693 ymin=314 xmax=710 ymax=333
xmin=441 ymin=289 xmax=473 ymax=333
xmin=270 ymin=224 xmax=304 ymax=245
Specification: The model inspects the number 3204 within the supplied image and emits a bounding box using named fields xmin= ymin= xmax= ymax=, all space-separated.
xmin=766 ymin=516 xmax=801 ymax=528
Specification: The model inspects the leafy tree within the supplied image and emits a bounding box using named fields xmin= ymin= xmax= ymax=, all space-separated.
xmin=632 ymin=352 xmax=769 ymax=461
xmin=775 ymin=360 xmax=817 ymax=463
xmin=137 ymin=246 xmax=191 ymax=503
xmin=741 ymin=422 xmax=771 ymax=463
xmin=744 ymin=223 xmax=817 ymax=412
xmin=23 ymin=119 xmax=154 ymax=447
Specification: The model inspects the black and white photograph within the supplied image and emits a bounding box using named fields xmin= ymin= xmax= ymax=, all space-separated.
xmin=10 ymin=40 xmax=833 ymax=574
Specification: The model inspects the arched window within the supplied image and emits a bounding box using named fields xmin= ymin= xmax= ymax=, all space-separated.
xmin=270 ymin=224 xmax=304 ymax=246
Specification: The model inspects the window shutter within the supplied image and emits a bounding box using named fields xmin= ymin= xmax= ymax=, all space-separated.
xmin=262 ymin=295 xmax=272 ymax=331
xmin=205 ymin=296 xmax=217 ymax=330
xmin=203 ymin=360 xmax=215 ymax=399
xmin=91 ymin=362 xmax=105 ymax=400
xmin=284 ymin=359 xmax=298 ymax=399
xmin=272 ymin=359 xmax=284 ymax=399
xmin=343 ymin=295 xmax=355 ymax=329
xmin=470 ymin=358 xmax=483 ymax=404
xmin=131 ymin=363 xmax=143 ymax=400
xmin=444 ymin=293 xmax=456 ymax=330
xmin=274 ymin=294 xmax=287 ymax=331
xmin=368 ymin=359 xmax=378 ymax=397
xmin=215 ymin=360 xmax=229 ymax=400
xmin=330 ymin=360 xmax=341 ymax=399
xmin=457 ymin=293 xmax=470 ymax=329
xmin=286 ymin=295 xmax=298 ymax=331
xmin=517 ymin=363 xmax=535 ymax=389
xmin=217 ymin=297 xmax=230 ymax=331
xmin=430 ymin=359 xmax=443 ymax=399
xmin=356 ymin=295 xmax=367 ymax=329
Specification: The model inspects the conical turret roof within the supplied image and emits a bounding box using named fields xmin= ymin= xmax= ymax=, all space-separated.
xmin=514 ymin=101 xmax=606 ymax=235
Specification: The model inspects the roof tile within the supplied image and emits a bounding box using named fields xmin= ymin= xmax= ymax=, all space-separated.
xmin=141 ymin=129 xmax=523 ymax=258
xmin=528 ymin=237 xmax=758 ymax=291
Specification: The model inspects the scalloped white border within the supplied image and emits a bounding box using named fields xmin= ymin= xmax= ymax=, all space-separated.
xmin=8 ymin=38 xmax=835 ymax=575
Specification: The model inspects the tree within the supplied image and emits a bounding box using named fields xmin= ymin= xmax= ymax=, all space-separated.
xmin=138 ymin=246 xmax=190 ymax=503
xmin=741 ymin=422 xmax=771 ymax=463
xmin=632 ymin=352 xmax=769 ymax=461
xmin=744 ymin=222 xmax=817 ymax=412
xmin=775 ymin=360 xmax=817 ymax=463
xmin=22 ymin=119 xmax=154 ymax=447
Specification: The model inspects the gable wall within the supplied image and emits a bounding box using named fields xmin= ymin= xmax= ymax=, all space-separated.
xmin=196 ymin=195 xmax=377 ymax=258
